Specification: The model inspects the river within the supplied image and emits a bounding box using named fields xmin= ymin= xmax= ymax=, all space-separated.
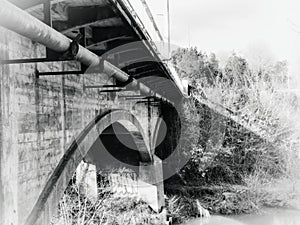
xmin=181 ymin=208 xmax=300 ymax=225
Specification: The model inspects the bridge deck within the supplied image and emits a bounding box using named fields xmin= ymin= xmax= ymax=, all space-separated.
xmin=7 ymin=0 xmax=185 ymax=102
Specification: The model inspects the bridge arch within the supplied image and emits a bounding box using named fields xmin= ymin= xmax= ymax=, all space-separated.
xmin=24 ymin=109 xmax=152 ymax=225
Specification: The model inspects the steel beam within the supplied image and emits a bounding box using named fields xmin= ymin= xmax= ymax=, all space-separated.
xmin=0 ymin=58 xmax=62 ymax=64
xmin=99 ymin=89 xmax=124 ymax=93
xmin=83 ymin=85 xmax=123 ymax=89
xmin=36 ymin=70 xmax=84 ymax=77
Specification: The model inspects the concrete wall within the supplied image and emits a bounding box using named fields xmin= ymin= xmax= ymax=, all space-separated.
xmin=0 ymin=27 xmax=162 ymax=225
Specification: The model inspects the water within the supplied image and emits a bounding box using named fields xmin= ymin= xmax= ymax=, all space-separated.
xmin=181 ymin=216 xmax=249 ymax=225
xmin=182 ymin=209 xmax=300 ymax=225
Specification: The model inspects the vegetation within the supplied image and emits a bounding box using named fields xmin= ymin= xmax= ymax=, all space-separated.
xmin=52 ymin=47 xmax=300 ymax=224
xmin=51 ymin=175 xmax=166 ymax=225
xmin=167 ymin=47 xmax=300 ymax=219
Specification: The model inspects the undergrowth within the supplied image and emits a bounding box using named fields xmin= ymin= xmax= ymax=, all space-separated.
xmin=51 ymin=177 xmax=166 ymax=225
xmin=169 ymin=48 xmax=300 ymax=219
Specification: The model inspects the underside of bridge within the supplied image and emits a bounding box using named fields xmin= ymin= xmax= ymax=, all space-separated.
xmin=2 ymin=0 xmax=184 ymax=102
xmin=0 ymin=1 xmax=186 ymax=225
xmin=0 ymin=2 xmax=279 ymax=224
xmin=90 ymin=122 xmax=142 ymax=168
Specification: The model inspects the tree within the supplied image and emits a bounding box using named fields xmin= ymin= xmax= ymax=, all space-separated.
xmin=223 ymin=53 xmax=249 ymax=88
xmin=172 ymin=47 xmax=220 ymax=87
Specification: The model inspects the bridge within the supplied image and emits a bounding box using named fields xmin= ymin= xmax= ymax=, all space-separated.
xmin=0 ymin=0 xmax=188 ymax=224
xmin=0 ymin=1 xmax=276 ymax=225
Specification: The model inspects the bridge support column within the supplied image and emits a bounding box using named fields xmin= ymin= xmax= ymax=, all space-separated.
xmin=76 ymin=161 xmax=98 ymax=201
xmin=138 ymin=156 xmax=165 ymax=212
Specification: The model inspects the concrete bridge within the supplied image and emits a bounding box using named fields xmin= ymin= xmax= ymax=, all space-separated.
xmin=0 ymin=0 xmax=187 ymax=224
xmin=0 ymin=1 xmax=276 ymax=225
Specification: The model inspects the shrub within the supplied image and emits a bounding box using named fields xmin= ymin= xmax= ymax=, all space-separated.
xmin=51 ymin=175 xmax=165 ymax=225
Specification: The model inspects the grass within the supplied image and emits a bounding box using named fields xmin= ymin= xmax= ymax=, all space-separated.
xmin=165 ymin=175 xmax=300 ymax=221
xmin=170 ymin=49 xmax=300 ymax=222
xmin=50 ymin=51 xmax=300 ymax=224
xmin=51 ymin=174 xmax=167 ymax=225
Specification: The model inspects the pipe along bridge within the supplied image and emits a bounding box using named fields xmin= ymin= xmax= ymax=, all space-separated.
xmin=0 ymin=0 xmax=188 ymax=224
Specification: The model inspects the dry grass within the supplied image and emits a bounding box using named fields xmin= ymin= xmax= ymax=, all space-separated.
xmin=178 ymin=56 xmax=300 ymax=217
xmin=51 ymin=174 xmax=166 ymax=225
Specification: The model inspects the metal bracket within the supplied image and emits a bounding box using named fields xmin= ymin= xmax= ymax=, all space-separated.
xmin=35 ymin=63 xmax=87 ymax=79
xmin=59 ymin=33 xmax=82 ymax=60
xmin=99 ymin=88 xmax=125 ymax=93
xmin=116 ymin=75 xmax=134 ymax=87
xmin=36 ymin=69 xmax=83 ymax=78
xmin=135 ymin=99 xmax=158 ymax=104
xmin=124 ymin=96 xmax=157 ymax=102
xmin=119 ymin=95 xmax=145 ymax=99
xmin=0 ymin=34 xmax=82 ymax=65
xmin=83 ymin=84 xmax=126 ymax=92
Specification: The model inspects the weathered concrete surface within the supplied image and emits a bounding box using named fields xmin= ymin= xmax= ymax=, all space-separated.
xmin=76 ymin=161 xmax=98 ymax=200
xmin=0 ymin=26 xmax=181 ymax=225
xmin=138 ymin=156 xmax=165 ymax=212
xmin=107 ymin=156 xmax=165 ymax=212
xmin=109 ymin=171 xmax=139 ymax=195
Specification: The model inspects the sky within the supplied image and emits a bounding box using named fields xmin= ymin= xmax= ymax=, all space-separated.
xmin=133 ymin=0 xmax=300 ymax=82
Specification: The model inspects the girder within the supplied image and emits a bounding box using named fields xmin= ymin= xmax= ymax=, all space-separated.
xmin=3 ymin=0 xmax=185 ymax=102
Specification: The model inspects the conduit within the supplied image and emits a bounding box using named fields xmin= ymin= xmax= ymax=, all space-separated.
xmin=0 ymin=0 xmax=170 ymax=102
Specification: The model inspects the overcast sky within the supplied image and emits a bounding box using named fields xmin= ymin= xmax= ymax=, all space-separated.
xmin=142 ymin=0 xmax=300 ymax=79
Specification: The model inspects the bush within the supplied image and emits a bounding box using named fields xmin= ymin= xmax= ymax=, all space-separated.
xmin=51 ymin=176 xmax=165 ymax=225
xmin=169 ymin=48 xmax=300 ymax=217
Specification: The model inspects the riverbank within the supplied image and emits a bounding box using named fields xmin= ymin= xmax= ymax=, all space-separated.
xmin=165 ymin=178 xmax=300 ymax=224
xmin=181 ymin=208 xmax=300 ymax=225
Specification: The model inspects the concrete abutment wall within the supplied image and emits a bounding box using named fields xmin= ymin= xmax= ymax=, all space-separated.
xmin=0 ymin=27 xmax=177 ymax=225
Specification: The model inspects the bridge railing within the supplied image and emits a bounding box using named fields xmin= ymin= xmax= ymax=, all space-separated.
xmin=115 ymin=0 xmax=188 ymax=97
xmin=117 ymin=0 xmax=161 ymax=53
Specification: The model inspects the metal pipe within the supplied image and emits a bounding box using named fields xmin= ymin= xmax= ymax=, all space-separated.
xmin=0 ymin=0 xmax=170 ymax=102
xmin=0 ymin=1 xmax=70 ymax=54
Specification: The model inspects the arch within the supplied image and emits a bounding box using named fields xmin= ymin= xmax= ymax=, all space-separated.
xmin=24 ymin=109 xmax=152 ymax=225
xmin=85 ymin=121 xmax=149 ymax=171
